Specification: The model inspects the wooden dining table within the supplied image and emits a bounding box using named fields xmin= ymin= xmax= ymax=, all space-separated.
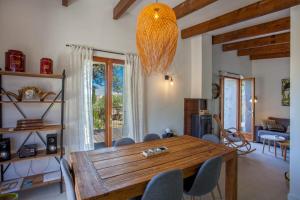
xmin=70 ymin=135 xmax=237 ymax=200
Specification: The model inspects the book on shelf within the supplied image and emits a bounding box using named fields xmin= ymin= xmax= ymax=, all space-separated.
xmin=0 ymin=178 xmax=24 ymax=194
xmin=43 ymin=171 xmax=61 ymax=183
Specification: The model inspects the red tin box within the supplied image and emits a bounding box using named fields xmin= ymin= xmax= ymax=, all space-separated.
xmin=40 ymin=58 xmax=53 ymax=74
xmin=5 ymin=50 xmax=26 ymax=72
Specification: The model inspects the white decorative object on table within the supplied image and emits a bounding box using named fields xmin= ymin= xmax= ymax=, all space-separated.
xmin=142 ymin=146 xmax=168 ymax=158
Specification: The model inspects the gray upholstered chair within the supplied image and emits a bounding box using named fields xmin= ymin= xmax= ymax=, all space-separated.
xmin=143 ymin=133 xmax=161 ymax=142
xmin=202 ymin=134 xmax=220 ymax=144
xmin=60 ymin=158 xmax=76 ymax=200
xmin=184 ymin=156 xmax=222 ymax=200
xmin=201 ymin=134 xmax=222 ymax=199
xmin=133 ymin=169 xmax=183 ymax=200
xmin=114 ymin=137 xmax=135 ymax=147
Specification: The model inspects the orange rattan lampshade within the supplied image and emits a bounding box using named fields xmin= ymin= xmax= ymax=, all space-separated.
xmin=136 ymin=3 xmax=178 ymax=75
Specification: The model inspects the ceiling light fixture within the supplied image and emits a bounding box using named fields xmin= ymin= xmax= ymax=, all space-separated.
xmin=136 ymin=2 xmax=178 ymax=75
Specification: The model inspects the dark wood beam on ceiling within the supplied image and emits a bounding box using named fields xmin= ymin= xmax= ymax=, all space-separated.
xmin=223 ymin=32 xmax=290 ymax=51
xmin=62 ymin=0 xmax=68 ymax=7
xmin=238 ymin=43 xmax=290 ymax=56
xmin=174 ymin=0 xmax=217 ymax=19
xmin=113 ymin=0 xmax=136 ymax=20
xmin=250 ymin=52 xmax=290 ymax=60
xmin=181 ymin=0 xmax=299 ymax=39
xmin=213 ymin=17 xmax=290 ymax=44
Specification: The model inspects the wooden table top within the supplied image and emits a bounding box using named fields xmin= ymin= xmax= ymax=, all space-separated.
xmin=71 ymin=135 xmax=236 ymax=200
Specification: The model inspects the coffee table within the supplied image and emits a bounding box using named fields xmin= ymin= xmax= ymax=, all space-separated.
xmin=260 ymin=135 xmax=286 ymax=157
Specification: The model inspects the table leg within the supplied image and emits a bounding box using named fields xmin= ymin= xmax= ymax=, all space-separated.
xmin=268 ymin=140 xmax=271 ymax=151
xmin=226 ymin=152 xmax=237 ymax=200
xmin=284 ymin=146 xmax=287 ymax=161
xmin=262 ymin=139 xmax=266 ymax=153
xmin=274 ymin=141 xmax=277 ymax=157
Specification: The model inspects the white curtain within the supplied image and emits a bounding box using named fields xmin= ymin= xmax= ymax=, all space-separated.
xmin=65 ymin=45 xmax=94 ymax=152
xmin=123 ymin=54 xmax=145 ymax=142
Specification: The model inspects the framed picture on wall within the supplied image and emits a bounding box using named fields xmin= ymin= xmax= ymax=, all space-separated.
xmin=282 ymin=79 xmax=290 ymax=106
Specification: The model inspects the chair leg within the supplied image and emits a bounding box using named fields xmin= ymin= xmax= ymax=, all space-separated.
xmin=217 ymin=183 xmax=222 ymax=200
xmin=262 ymin=138 xmax=266 ymax=153
xmin=211 ymin=191 xmax=216 ymax=200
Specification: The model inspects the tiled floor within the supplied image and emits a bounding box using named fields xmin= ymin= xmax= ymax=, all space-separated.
xmin=19 ymin=142 xmax=289 ymax=200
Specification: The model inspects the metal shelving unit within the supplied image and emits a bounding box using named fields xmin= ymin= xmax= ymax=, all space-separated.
xmin=0 ymin=69 xmax=65 ymax=193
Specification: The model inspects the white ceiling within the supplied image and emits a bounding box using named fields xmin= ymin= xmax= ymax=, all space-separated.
xmin=124 ymin=0 xmax=290 ymax=36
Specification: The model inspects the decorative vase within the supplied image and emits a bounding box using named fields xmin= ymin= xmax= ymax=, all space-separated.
xmin=5 ymin=50 xmax=26 ymax=72
xmin=40 ymin=58 xmax=53 ymax=74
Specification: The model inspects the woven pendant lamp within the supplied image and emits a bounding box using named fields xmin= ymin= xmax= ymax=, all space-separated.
xmin=136 ymin=2 xmax=178 ymax=75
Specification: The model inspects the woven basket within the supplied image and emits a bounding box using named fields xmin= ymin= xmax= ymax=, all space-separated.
xmin=136 ymin=3 xmax=178 ymax=75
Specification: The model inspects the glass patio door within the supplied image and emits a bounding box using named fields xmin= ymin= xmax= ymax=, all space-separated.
xmin=220 ymin=76 xmax=256 ymax=140
xmin=92 ymin=57 xmax=125 ymax=148
xmin=240 ymin=78 xmax=255 ymax=140
xmin=221 ymin=77 xmax=240 ymax=130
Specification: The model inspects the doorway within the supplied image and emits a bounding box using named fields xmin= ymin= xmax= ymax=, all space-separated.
xmin=92 ymin=56 xmax=125 ymax=147
xmin=221 ymin=76 xmax=256 ymax=140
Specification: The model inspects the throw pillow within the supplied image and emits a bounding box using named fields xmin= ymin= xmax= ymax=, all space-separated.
xmin=262 ymin=119 xmax=276 ymax=130
xmin=267 ymin=123 xmax=286 ymax=132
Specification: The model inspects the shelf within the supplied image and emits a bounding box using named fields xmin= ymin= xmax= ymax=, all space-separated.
xmin=0 ymin=125 xmax=62 ymax=134
xmin=21 ymin=171 xmax=61 ymax=191
xmin=0 ymin=148 xmax=63 ymax=165
xmin=0 ymin=71 xmax=63 ymax=79
xmin=0 ymin=100 xmax=63 ymax=104
xmin=0 ymin=171 xmax=61 ymax=193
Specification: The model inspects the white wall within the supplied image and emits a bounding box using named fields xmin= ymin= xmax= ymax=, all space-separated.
xmin=289 ymin=5 xmax=300 ymax=200
xmin=145 ymin=38 xmax=190 ymax=135
xmin=0 ymin=0 xmax=191 ymax=179
xmin=212 ymin=45 xmax=252 ymax=77
xmin=252 ymin=58 xmax=290 ymax=124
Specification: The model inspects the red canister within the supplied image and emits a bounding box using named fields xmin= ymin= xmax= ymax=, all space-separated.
xmin=40 ymin=58 xmax=53 ymax=74
xmin=5 ymin=50 xmax=26 ymax=72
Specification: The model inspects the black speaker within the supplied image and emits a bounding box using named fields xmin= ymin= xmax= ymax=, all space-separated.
xmin=46 ymin=134 xmax=57 ymax=154
xmin=0 ymin=138 xmax=11 ymax=161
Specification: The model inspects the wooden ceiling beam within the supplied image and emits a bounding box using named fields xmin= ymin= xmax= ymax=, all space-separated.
xmin=223 ymin=32 xmax=290 ymax=51
xmin=213 ymin=17 xmax=290 ymax=44
xmin=62 ymin=0 xmax=68 ymax=7
xmin=250 ymin=52 xmax=290 ymax=60
xmin=174 ymin=0 xmax=217 ymax=19
xmin=238 ymin=43 xmax=290 ymax=56
xmin=113 ymin=0 xmax=136 ymax=20
xmin=181 ymin=0 xmax=299 ymax=39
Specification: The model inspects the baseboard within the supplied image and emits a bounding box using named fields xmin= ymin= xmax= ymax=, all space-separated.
xmin=288 ymin=193 xmax=300 ymax=200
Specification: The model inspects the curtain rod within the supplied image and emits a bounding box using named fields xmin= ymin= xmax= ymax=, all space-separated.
xmin=66 ymin=44 xmax=125 ymax=56
xmin=218 ymin=70 xmax=244 ymax=77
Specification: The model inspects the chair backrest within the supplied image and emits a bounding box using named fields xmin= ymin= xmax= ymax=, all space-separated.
xmin=114 ymin=137 xmax=135 ymax=147
xmin=143 ymin=133 xmax=161 ymax=142
xmin=60 ymin=158 xmax=76 ymax=200
xmin=142 ymin=169 xmax=183 ymax=200
xmin=213 ymin=114 xmax=229 ymax=138
xmin=186 ymin=156 xmax=222 ymax=196
xmin=202 ymin=134 xmax=220 ymax=144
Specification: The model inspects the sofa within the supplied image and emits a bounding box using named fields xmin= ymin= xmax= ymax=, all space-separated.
xmin=255 ymin=117 xmax=290 ymax=143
